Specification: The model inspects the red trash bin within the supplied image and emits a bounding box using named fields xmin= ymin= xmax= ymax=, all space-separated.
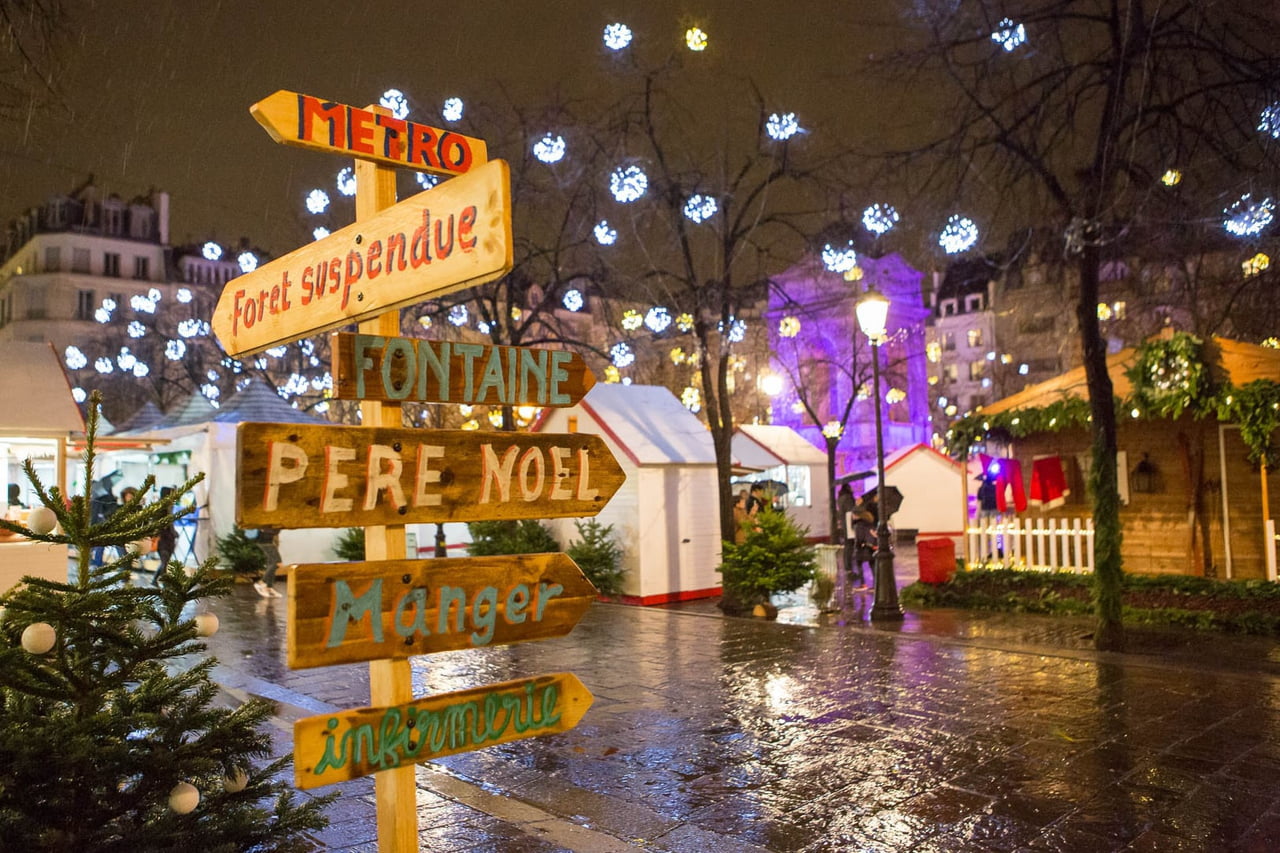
xmin=917 ymin=538 xmax=957 ymax=584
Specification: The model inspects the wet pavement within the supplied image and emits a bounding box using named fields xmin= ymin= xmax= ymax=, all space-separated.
xmin=200 ymin=546 xmax=1280 ymax=852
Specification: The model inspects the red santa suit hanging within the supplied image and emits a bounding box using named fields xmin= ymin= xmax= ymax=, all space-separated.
xmin=1029 ymin=455 xmax=1070 ymax=510
xmin=977 ymin=453 xmax=1027 ymax=513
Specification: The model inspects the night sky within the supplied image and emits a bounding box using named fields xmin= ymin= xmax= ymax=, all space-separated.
xmin=1 ymin=1 xmax=915 ymax=256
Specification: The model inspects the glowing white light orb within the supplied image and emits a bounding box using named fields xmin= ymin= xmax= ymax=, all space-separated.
xmin=645 ymin=307 xmax=672 ymax=333
xmin=683 ymin=194 xmax=718 ymax=223
xmin=64 ymin=346 xmax=87 ymax=370
xmin=305 ymin=189 xmax=330 ymax=214
xmin=207 ymin=369 xmax=220 ymax=381
xmin=685 ymin=27 xmax=708 ymax=51
xmin=603 ymin=22 xmax=632 ymax=50
xmin=72 ymin=387 xmax=86 ymax=402
xmin=448 ymin=304 xmax=469 ymax=326
xmin=379 ymin=88 xmax=409 ymax=120
xmin=1258 ymin=103 xmax=1280 ymax=140
xmin=175 ymin=287 xmax=192 ymax=303
xmin=676 ymin=312 xmax=695 ymax=333
xmin=562 ymin=289 xmax=584 ymax=312
xmin=1223 ymin=194 xmax=1276 ymax=237
xmin=130 ymin=294 xmax=156 ymax=314
xmin=719 ymin=317 xmax=747 ymax=343
xmin=22 ymin=622 xmax=56 ymax=654
xmin=681 ymin=386 xmax=701 ymax=412
xmin=442 ymin=97 xmax=464 ymax=122
xmin=237 ymin=252 xmax=258 ymax=273
xmin=939 ymin=215 xmax=979 ymax=253
xmin=94 ymin=308 xmax=112 ymax=324
xmin=94 ymin=357 xmax=114 ymax=374
xmin=610 ymin=165 xmax=649 ymax=203
xmin=168 ymin=782 xmax=200 ymax=815
xmin=201 ymin=242 xmax=223 ymax=261
xmin=476 ymin=321 xmax=491 ymax=334
xmin=164 ymin=340 xmax=186 ymax=361
xmin=200 ymin=383 xmax=220 ymax=401
xmin=416 ymin=172 xmax=440 ymax=189
xmin=265 ymin=346 xmax=287 ymax=358
xmin=610 ymin=342 xmax=635 ymax=368
xmin=620 ymin=309 xmax=643 ymax=331
xmin=822 ymin=242 xmax=858 ymax=273
xmin=177 ymin=319 xmax=201 ymax=338
xmin=862 ymin=203 xmax=900 ymax=235
xmin=766 ymin=112 xmax=800 ymax=141
xmin=778 ymin=316 xmax=801 ymax=338
xmin=116 ymin=348 xmax=137 ymax=371
xmin=253 ymin=357 xmax=267 ymax=370
xmin=532 ymin=134 xmax=566 ymax=164
xmin=148 ymin=287 xmax=161 ymax=302
xmin=336 ymin=167 xmax=357 ymax=197
xmin=991 ymin=18 xmax=1026 ymax=51
xmin=131 ymin=361 xmax=148 ymax=378
xmin=312 ymin=226 xmax=330 ymax=242
xmin=759 ymin=373 xmax=784 ymax=396
xmin=593 ymin=220 xmax=618 ymax=245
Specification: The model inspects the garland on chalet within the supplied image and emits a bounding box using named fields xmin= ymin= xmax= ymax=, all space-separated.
xmin=946 ymin=332 xmax=1280 ymax=465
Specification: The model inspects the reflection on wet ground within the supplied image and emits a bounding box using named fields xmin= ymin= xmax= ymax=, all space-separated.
xmin=204 ymin=570 xmax=1280 ymax=852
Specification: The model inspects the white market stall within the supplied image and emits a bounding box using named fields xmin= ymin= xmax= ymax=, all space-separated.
xmin=876 ymin=443 xmax=966 ymax=539
xmin=536 ymin=384 xmax=722 ymax=605
xmin=732 ymin=423 xmax=831 ymax=537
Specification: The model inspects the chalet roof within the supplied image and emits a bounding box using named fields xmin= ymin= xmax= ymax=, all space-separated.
xmin=113 ymin=401 xmax=166 ymax=433
xmin=734 ymin=424 xmax=827 ymax=467
xmin=0 ymin=342 xmax=85 ymax=437
xmin=211 ymin=380 xmax=327 ymax=425
xmin=982 ymin=335 xmax=1280 ymax=416
xmin=568 ymin=384 xmax=715 ymax=467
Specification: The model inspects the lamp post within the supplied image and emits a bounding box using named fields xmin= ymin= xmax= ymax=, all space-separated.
xmin=855 ymin=285 xmax=904 ymax=622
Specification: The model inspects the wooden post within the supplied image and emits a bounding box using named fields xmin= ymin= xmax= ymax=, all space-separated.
xmin=354 ymin=154 xmax=417 ymax=852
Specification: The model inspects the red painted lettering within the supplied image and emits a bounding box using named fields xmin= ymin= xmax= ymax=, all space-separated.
xmin=385 ymin=233 xmax=407 ymax=273
xmin=409 ymin=123 xmax=441 ymax=169
xmin=348 ymin=107 xmax=376 ymax=155
xmin=327 ymin=257 xmax=342 ymax=293
xmin=376 ymin=114 xmax=408 ymax=160
xmin=458 ymin=206 xmax=477 ymax=251
xmin=367 ymin=240 xmax=383 ymax=278
xmin=434 ymin=214 xmax=455 ymax=259
xmin=298 ymin=94 xmax=346 ymax=148
xmin=341 ymin=251 xmax=363 ymax=309
xmin=301 ymin=267 xmax=314 ymax=304
xmin=410 ymin=211 xmax=432 ymax=269
xmin=439 ymin=132 xmax=474 ymax=172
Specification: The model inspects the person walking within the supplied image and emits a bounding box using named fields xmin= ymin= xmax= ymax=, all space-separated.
xmin=151 ymin=486 xmax=178 ymax=585
xmin=253 ymin=527 xmax=283 ymax=598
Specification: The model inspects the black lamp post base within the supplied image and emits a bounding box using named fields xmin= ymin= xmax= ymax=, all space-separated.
xmin=869 ymin=545 xmax=903 ymax=622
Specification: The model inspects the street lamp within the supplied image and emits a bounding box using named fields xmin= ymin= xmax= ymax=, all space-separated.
xmin=855 ymin=285 xmax=904 ymax=622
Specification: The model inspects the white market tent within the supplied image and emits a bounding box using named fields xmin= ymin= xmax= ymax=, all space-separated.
xmin=535 ymin=383 xmax=721 ymax=604
xmin=732 ymin=423 xmax=831 ymax=537
xmin=877 ymin=443 xmax=966 ymax=539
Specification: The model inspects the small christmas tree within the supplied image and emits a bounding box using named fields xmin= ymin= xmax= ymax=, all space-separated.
xmin=0 ymin=392 xmax=329 ymax=850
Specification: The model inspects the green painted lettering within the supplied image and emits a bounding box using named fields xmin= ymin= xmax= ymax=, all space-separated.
xmin=394 ymin=587 xmax=430 ymax=638
xmin=534 ymin=581 xmax=564 ymax=621
xmin=504 ymin=583 xmax=530 ymax=624
xmin=417 ymin=339 xmax=450 ymax=401
xmin=327 ymin=579 xmax=384 ymax=647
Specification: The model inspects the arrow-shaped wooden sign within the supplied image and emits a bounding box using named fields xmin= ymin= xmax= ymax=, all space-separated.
xmin=331 ymin=332 xmax=596 ymax=407
xmin=235 ymin=422 xmax=625 ymax=529
xmin=286 ymin=553 xmax=597 ymax=669
xmin=293 ymin=672 xmax=593 ymax=789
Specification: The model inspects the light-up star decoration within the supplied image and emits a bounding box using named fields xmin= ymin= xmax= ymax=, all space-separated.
xmin=766 ymin=112 xmax=800 ymax=141
xmin=336 ymin=167 xmax=356 ymax=197
xmin=305 ymin=189 xmax=330 ymax=214
xmin=645 ymin=307 xmax=672 ymax=333
xmin=991 ymin=18 xmax=1026 ymax=52
xmin=610 ymin=342 xmax=635 ymax=368
xmin=1224 ymin=194 xmax=1276 ymax=237
xmin=610 ymin=165 xmax=648 ymax=202
xmin=685 ymin=27 xmax=708 ymax=51
xmin=442 ymin=97 xmax=464 ymax=122
xmin=562 ymin=289 xmax=584 ymax=312
xmin=379 ymin=89 xmax=410 ymax=120
xmin=939 ymin=215 xmax=980 ymax=253
xmin=238 ymin=252 xmax=258 ymax=273
xmin=683 ymin=194 xmax=718 ymax=223
xmin=1258 ymin=102 xmax=1280 ymax=140
xmin=862 ymin=204 xmax=900 ymax=235
xmin=593 ymin=220 xmax=618 ymax=245
xmin=822 ymin=242 xmax=858 ymax=273
xmin=201 ymin=242 xmax=222 ymax=261
xmin=64 ymin=346 xmax=86 ymax=370
xmin=533 ymin=134 xmax=566 ymax=163
xmin=416 ymin=172 xmax=440 ymax=189
xmin=603 ymin=23 xmax=632 ymax=50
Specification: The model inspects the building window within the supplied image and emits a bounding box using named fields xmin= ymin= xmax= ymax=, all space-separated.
xmin=103 ymin=205 xmax=123 ymax=235
xmin=967 ymin=328 xmax=983 ymax=348
xmin=72 ymin=248 xmax=90 ymax=273
xmin=964 ymin=293 xmax=984 ymax=312
xmin=26 ymin=284 xmax=46 ymax=320
xmin=44 ymin=247 xmax=61 ymax=272
xmin=76 ymin=290 xmax=95 ymax=320
xmin=134 ymin=256 xmax=150 ymax=280
xmin=942 ymin=363 xmax=958 ymax=383
xmin=941 ymin=331 xmax=956 ymax=351
xmin=969 ymin=360 xmax=986 ymax=381
xmin=939 ymin=299 xmax=957 ymax=317
xmin=104 ymin=253 xmax=120 ymax=277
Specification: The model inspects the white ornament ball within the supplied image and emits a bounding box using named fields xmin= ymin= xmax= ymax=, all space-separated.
xmin=26 ymin=506 xmax=57 ymax=536
xmin=223 ymin=768 xmax=250 ymax=793
xmin=21 ymin=622 xmax=56 ymax=654
xmin=194 ymin=613 xmax=219 ymax=637
xmin=168 ymin=781 xmax=200 ymax=814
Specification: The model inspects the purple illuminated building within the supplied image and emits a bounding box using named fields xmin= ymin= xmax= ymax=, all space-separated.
xmin=766 ymin=252 xmax=933 ymax=485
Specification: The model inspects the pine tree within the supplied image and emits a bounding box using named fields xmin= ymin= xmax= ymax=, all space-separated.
xmin=0 ymin=393 xmax=330 ymax=850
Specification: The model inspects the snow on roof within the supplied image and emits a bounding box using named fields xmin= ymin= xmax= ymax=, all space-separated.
xmin=0 ymin=342 xmax=85 ymax=436
xmin=735 ymin=424 xmax=827 ymax=466
xmin=577 ymin=384 xmax=715 ymax=466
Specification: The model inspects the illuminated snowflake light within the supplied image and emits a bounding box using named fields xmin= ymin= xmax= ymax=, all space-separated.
xmin=766 ymin=112 xmax=800 ymax=141
xmin=670 ymin=347 xmax=686 ymax=364
xmin=312 ymin=227 xmax=330 ymax=241
xmin=822 ymin=242 xmax=858 ymax=273
xmin=130 ymin=294 xmax=157 ymax=314
xmin=177 ymin=318 xmax=204 ymax=338
xmin=721 ymin=317 xmax=747 ymax=343
xmin=610 ymin=342 xmax=635 ymax=368
xmin=676 ymin=312 xmax=695 ymax=333
xmin=176 ymin=287 xmax=192 ymax=303
xmin=681 ymin=386 xmax=701 ymax=412
xmin=991 ymin=18 xmax=1026 ymax=52
xmin=94 ymin=357 xmax=114 ymax=374
xmin=200 ymin=384 xmax=220 ymax=402
xmin=645 ymin=307 xmax=672 ymax=333
xmin=442 ymin=97 xmax=464 ymax=122
xmin=1243 ymin=252 xmax=1271 ymax=277
xmin=562 ymin=289 xmax=584 ymax=312
xmin=148 ymin=287 xmax=162 ymax=302
xmin=862 ymin=203 xmax=900 ymax=235
xmin=379 ymin=88 xmax=410 ymax=120
xmin=416 ymin=172 xmax=440 ymax=189
xmin=683 ymin=194 xmax=718 ymax=223
xmin=603 ymin=22 xmax=632 ymax=50
xmin=72 ymin=387 xmax=86 ymax=403
xmin=305 ymin=189 xmax=330 ymax=214
xmin=132 ymin=362 xmax=150 ymax=378
xmin=1258 ymin=102 xmax=1280 ymax=140
xmin=127 ymin=321 xmax=146 ymax=338
xmin=94 ymin=306 xmax=113 ymax=324
xmin=1223 ymin=194 xmax=1276 ymax=237
xmin=165 ymin=340 xmax=186 ymax=360
xmin=475 ymin=320 xmax=490 ymax=334
xmin=778 ymin=316 xmax=801 ymax=338
xmin=886 ymin=387 xmax=906 ymax=404
xmin=532 ymin=134 xmax=566 ymax=164
xmin=685 ymin=27 xmax=708 ymax=52
xmin=822 ymin=421 xmax=843 ymax=439
xmin=254 ymin=357 xmax=267 ymax=370
xmin=604 ymin=365 xmax=621 ymax=384
xmin=1161 ymin=169 xmax=1183 ymax=187
xmin=609 ymin=165 xmax=648 ymax=203
xmin=208 ymin=369 xmax=221 ymax=381
xmin=201 ymin=242 xmax=223 ymax=261
xmin=64 ymin=346 xmax=87 ymax=370
xmin=621 ymin=309 xmax=643 ymax=331
xmin=939 ymin=215 xmax=980 ymax=253
xmin=335 ymin=167 xmax=357 ymax=198
xmin=237 ymin=252 xmax=258 ymax=273
xmin=593 ymin=220 xmax=617 ymax=245
xmin=448 ymin=304 xmax=469 ymax=326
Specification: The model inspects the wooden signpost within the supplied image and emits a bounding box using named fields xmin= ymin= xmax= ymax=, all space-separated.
xmin=235 ymin=422 xmax=623 ymax=529
xmin=331 ymin=332 xmax=596 ymax=406
xmin=286 ymin=553 xmax=597 ymax=668
xmin=293 ymin=672 xmax=592 ymax=789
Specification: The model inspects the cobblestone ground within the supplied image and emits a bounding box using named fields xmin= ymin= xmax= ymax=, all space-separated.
xmin=204 ymin=574 xmax=1280 ymax=852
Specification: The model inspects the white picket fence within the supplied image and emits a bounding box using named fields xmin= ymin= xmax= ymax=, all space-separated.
xmin=966 ymin=518 xmax=1096 ymax=573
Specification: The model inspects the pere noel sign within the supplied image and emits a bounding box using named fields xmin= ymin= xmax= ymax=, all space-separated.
xmin=234 ymin=422 xmax=625 ymax=529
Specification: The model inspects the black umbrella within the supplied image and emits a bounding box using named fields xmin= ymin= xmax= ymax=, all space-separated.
xmin=863 ymin=484 xmax=905 ymax=520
